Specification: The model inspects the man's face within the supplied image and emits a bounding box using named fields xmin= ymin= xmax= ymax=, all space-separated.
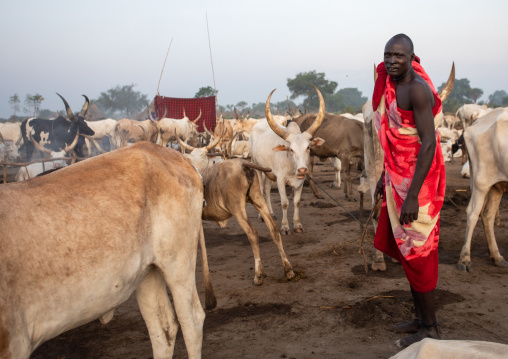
xmin=384 ymin=40 xmax=414 ymax=78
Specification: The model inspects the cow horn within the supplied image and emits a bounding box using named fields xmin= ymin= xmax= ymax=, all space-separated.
xmin=439 ymin=62 xmax=455 ymax=102
xmin=64 ymin=130 xmax=80 ymax=153
xmin=183 ymin=107 xmax=187 ymax=119
xmin=56 ymin=93 xmax=77 ymax=123
xmin=235 ymin=108 xmax=239 ymax=121
xmin=192 ymin=108 xmax=202 ymax=123
xmin=241 ymin=161 xmax=272 ymax=173
xmin=374 ymin=63 xmax=378 ymax=82
xmin=137 ymin=124 xmax=147 ymax=139
xmin=30 ymin=134 xmax=52 ymax=155
xmin=304 ymin=85 xmax=325 ymax=136
xmin=148 ymin=108 xmax=155 ymax=121
xmin=0 ymin=132 xmax=5 ymax=144
xmin=227 ymin=132 xmax=241 ymax=159
xmin=205 ymin=122 xmax=225 ymax=151
xmin=162 ymin=106 xmax=167 ymax=119
xmin=79 ymin=95 xmax=90 ymax=118
xmin=203 ymin=121 xmax=213 ymax=136
xmin=175 ymin=130 xmax=195 ymax=152
xmin=265 ymin=89 xmax=289 ymax=140
xmin=80 ymin=134 xmax=105 ymax=154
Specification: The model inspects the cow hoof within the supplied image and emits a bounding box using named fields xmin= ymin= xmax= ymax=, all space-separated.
xmin=315 ymin=194 xmax=325 ymax=199
xmin=371 ymin=262 xmax=387 ymax=272
xmin=347 ymin=197 xmax=357 ymax=202
xmin=286 ymin=269 xmax=296 ymax=280
xmin=253 ymin=276 xmax=264 ymax=286
xmin=293 ymin=227 xmax=304 ymax=233
xmin=331 ymin=184 xmax=341 ymax=189
xmin=457 ymin=260 xmax=472 ymax=272
xmin=495 ymin=258 xmax=508 ymax=268
xmin=280 ymin=228 xmax=291 ymax=236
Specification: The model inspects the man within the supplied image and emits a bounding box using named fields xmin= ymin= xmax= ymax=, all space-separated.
xmin=373 ymin=34 xmax=445 ymax=348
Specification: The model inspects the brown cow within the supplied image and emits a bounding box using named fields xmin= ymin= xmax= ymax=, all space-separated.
xmin=177 ymin=136 xmax=295 ymax=285
xmin=114 ymin=119 xmax=158 ymax=148
xmin=295 ymin=113 xmax=364 ymax=200
xmin=0 ymin=142 xmax=216 ymax=359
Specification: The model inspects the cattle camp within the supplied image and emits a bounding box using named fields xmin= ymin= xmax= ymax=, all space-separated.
xmin=1 ymin=2 xmax=508 ymax=359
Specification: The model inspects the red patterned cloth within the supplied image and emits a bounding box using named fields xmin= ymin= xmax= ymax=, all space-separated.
xmin=153 ymin=95 xmax=216 ymax=132
xmin=373 ymin=58 xmax=446 ymax=293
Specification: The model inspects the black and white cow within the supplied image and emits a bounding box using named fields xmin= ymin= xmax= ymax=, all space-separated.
xmin=20 ymin=94 xmax=95 ymax=160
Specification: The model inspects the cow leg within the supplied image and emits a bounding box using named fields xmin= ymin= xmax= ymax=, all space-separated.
xmin=480 ymin=187 xmax=508 ymax=267
xmin=292 ymin=184 xmax=305 ymax=233
xmin=332 ymin=157 xmax=342 ymax=189
xmin=458 ymin=187 xmax=489 ymax=272
xmin=277 ymin=178 xmax=291 ymax=235
xmin=249 ymin=181 xmax=295 ymax=280
xmin=136 ymin=269 xmax=179 ymax=358
xmin=159 ymin=259 xmax=205 ymax=359
xmin=342 ymin=158 xmax=354 ymax=200
xmin=262 ymin=173 xmax=276 ymax=220
xmin=307 ymin=155 xmax=324 ymax=199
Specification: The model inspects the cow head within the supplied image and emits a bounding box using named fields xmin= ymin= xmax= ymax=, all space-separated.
xmin=266 ymin=85 xmax=325 ymax=180
xmin=57 ymin=93 xmax=95 ymax=137
xmin=175 ymin=127 xmax=224 ymax=172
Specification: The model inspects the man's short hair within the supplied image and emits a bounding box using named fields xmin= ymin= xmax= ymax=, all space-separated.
xmin=389 ymin=34 xmax=414 ymax=55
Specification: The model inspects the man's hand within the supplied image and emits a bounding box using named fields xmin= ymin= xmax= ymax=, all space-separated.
xmin=374 ymin=175 xmax=384 ymax=201
xmin=399 ymin=194 xmax=419 ymax=225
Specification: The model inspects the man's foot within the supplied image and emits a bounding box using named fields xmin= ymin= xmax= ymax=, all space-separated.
xmin=394 ymin=321 xmax=440 ymax=348
xmin=394 ymin=318 xmax=421 ymax=334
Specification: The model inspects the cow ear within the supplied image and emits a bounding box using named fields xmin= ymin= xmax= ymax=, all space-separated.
xmin=310 ymin=137 xmax=325 ymax=147
xmin=272 ymin=145 xmax=288 ymax=152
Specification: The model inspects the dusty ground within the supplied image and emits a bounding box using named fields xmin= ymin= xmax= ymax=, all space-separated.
xmin=30 ymin=159 xmax=508 ymax=359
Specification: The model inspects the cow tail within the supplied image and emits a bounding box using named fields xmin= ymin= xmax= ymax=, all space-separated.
xmin=199 ymin=223 xmax=217 ymax=310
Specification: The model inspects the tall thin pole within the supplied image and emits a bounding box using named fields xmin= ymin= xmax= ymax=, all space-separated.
xmin=156 ymin=37 xmax=174 ymax=97
xmin=206 ymin=12 xmax=218 ymax=112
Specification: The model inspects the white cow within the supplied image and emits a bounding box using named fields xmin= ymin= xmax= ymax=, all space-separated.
xmin=341 ymin=112 xmax=364 ymax=123
xmin=157 ymin=108 xmax=201 ymax=152
xmin=0 ymin=142 xmax=216 ymax=359
xmin=456 ymin=103 xmax=491 ymax=129
xmin=249 ymin=86 xmax=325 ymax=235
xmin=0 ymin=122 xmax=22 ymax=143
xmin=84 ymin=118 xmax=117 ymax=155
xmin=457 ymin=107 xmax=508 ymax=271
xmin=0 ymin=141 xmax=21 ymax=162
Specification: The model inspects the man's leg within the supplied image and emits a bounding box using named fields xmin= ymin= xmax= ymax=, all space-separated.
xmin=395 ymin=289 xmax=440 ymax=348
xmin=394 ymin=286 xmax=421 ymax=334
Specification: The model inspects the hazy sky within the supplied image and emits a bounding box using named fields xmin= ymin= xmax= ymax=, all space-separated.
xmin=1 ymin=0 xmax=507 ymax=118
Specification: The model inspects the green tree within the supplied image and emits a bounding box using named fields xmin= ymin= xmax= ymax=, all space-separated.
xmin=9 ymin=94 xmax=20 ymax=116
xmin=23 ymin=93 xmax=45 ymax=117
xmin=95 ymin=84 xmax=148 ymax=118
xmin=437 ymin=78 xmax=483 ymax=113
xmin=287 ymin=71 xmax=338 ymax=111
xmin=195 ymin=86 xmax=217 ymax=98
xmin=488 ymin=90 xmax=508 ymax=107
xmin=235 ymin=101 xmax=248 ymax=111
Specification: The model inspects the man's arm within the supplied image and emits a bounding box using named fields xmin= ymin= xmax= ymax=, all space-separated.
xmin=399 ymin=81 xmax=436 ymax=225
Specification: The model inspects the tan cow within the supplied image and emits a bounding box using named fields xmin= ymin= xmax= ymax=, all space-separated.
xmin=457 ymin=107 xmax=508 ymax=271
xmin=114 ymin=119 xmax=158 ymax=148
xmin=0 ymin=142 xmax=216 ymax=359
xmin=176 ymin=135 xmax=295 ymax=284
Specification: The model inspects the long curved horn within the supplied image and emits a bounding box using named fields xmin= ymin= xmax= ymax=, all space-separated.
xmin=192 ymin=108 xmax=202 ymax=123
xmin=162 ymin=106 xmax=167 ymax=119
xmin=227 ymin=132 xmax=241 ymax=159
xmin=234 ymin=108 xmax=239 ymax=121
xmin=265 ymin=89 xmax=289 ymax=140
xmin=30 ymin=134 xmax=52 ymax=155
xmin=0 ymin=132 xmax=5 ymax=144
xmin=56 ymin=93 xmax=77 ymax=123
xmin=203 ymin=121 xmax=213 ymax=136
xmin=137 ymin=124 xmax=147 ymax=139
xmin=175 ymin=130 xmax=196 ymax=152
xmin=183 ymin=107 xmax=187 ymax=119
xmin=305 ymin=85 xmax=326 ymax=136
xmin=148 ymin=108 xmax=155 ymax=121
xmin=79 ymin=95 xmax=90 ymax=118
xmin=64 ymin=130 xmax=80 ymax=153
xmin=439 ymin=62 xmax=455 ymax=102
xmin=242 ymin=161 xmax=272 ymax=173
xmin=374 ymin=63 xmax=378 ymax=82
xmin=80 ymin=134 xmax=105 ymax=154
xmin=205 ymin=122 xmax=225 ymax=151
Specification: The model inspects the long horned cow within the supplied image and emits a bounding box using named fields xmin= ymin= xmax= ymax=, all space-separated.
xmin=20 ymin=94 xmax=95 ymax=160
xmin=249 ymin=85 xmax=326 ymax=235
xmin=156 ymin=107 xmax=201 ymax=152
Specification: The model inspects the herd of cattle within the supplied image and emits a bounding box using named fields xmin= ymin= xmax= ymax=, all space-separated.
xmin=1 ymin=75 xmax=508 ymax=357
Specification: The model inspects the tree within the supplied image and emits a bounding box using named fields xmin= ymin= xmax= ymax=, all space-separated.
xmin=9 ymin=94 xmax=20 ymax=116
xmin=488 ymin=90 xmax=508 ymax=107
xmin=23 ymin=93 xmax=44 ymax=117
xmin=235 ymin=101 xmax=248 ymax=112
xmin=287 ymin=71 xmax=338 ymax=110
xmin=437 ymin=78 xmax=483 ymax=113
xmin=194 ymin=86 xmax=217 ymax=98
xmin=95 ymin=84 xmax=148 ymax=118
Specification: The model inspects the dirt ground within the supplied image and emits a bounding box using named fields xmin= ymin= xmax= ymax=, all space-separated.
xmin=30 ymin=159 xmax=508 ymax=359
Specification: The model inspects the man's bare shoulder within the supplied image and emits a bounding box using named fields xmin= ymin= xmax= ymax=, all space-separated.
xmin=408 ymin=74 xmax=435 ymax=108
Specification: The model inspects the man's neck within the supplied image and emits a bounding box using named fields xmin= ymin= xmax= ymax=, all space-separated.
xmin=393 ymin=68 xmax=415 ymax=86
